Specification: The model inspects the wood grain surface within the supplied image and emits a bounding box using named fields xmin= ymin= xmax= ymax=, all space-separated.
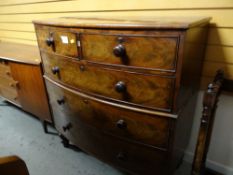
xmin=9 ymin=62 xmax=52 ymax=122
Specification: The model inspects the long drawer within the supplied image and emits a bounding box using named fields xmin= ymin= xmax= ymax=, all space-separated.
xmin=45 ymin=77 xmax=171 ymax=150
xmin=70 ymin=124 xmax=168 ymax=175
xmin=42 ymin=52 xmax=175 ymax=111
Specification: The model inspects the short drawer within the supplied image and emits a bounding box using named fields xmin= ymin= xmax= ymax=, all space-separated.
xmin=42 ymin=52 xmax=175 ymax=111
xmin=81 ymin=33 xmax=178 ymax=71
xmin=35 ymin=26 xmax=79 ymax=57
xmin=0 ymin=85 xmax=19 ymax=105
xmin=0 ymin=60 xmax=11 ymax=77
xmin=0 ymin=75 xmax=19 ymax=90
xmin=45 ymin=78 xmax=171 ymax=150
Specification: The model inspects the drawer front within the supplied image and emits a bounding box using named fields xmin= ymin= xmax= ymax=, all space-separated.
xmin=81 ymin=33 xmax=178 ymax=71
xmin=0 ymin=85 xmax=19 ymax=104
xmin=0 ymin=75 xmax=19 ymax=90
xmin=0 ymin=60 xmax=19 ymax=105
xmin=45 ymin=78 xmax=171 ymax=149
xmin=42 ymin=52 xmax=175 ymax=111
xmin=66 ymin=125 xmax=167 ymax=175
xmin=35 ymin=27 xmax=78 ymax=57
xmin=0 ymin=60 xmax=11 ymax=77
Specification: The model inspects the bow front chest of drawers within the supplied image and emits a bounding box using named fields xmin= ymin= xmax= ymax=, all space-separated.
xmin=33 ymin=17 xmax=210 ymax=175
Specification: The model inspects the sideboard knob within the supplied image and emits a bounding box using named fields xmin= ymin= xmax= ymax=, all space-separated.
xmin=9 ymin=81 xmax=19 ymax=88
xmin=5 ymin=71 xmax=11 ymax=76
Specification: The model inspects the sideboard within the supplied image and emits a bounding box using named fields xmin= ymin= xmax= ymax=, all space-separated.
xmin=0 ymin=42 xmax=52 ymax=132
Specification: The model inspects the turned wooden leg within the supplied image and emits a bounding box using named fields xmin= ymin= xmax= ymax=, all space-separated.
xmin=41 ymin=120 xmax=48 ymax=133
xmin=59 ymin=134 xmax=70 ymax=148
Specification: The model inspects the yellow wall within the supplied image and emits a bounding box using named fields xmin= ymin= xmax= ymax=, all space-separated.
xmin=0 ymin=0 xmax=232 ymax=83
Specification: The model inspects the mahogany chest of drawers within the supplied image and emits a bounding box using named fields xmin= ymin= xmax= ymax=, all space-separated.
xmin=33 ymin=17 xmax=210 ymax=175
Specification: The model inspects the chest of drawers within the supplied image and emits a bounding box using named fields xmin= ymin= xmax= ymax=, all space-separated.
xmin=34 ymin=17 xmax=210 ymax=175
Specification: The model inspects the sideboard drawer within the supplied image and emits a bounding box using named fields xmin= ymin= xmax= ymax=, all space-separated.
xmin=0 ymin=61 xmax=19 ymax=104
xmin=81 ymin=33 xmax=178 ymax=71
xmin=0 ymin=85 xmax=19 ymax=104
xmin=45 ymin=78 xmax=171 ymax=149
xmin=0 ymin=60 xmax=11 ymax=77
xmin=42 ymin=52 xmax=175 ymax=111
xmin=36 ymin=27 xmax=78 ymax=57
xmin=0 ymin=75 xmax=19 ymax=90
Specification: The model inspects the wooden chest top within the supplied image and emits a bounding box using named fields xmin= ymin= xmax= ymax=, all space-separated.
xmin=33 ymin=16 xmax=211 ymax=29
xmin=0 ymin=42 xmax=41 ymax=65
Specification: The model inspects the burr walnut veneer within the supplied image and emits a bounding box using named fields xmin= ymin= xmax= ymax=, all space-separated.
xmin=33 ymin=17 xmax=210 ymax=175
xmin=0 ymin=42 xmax=52 ymax=130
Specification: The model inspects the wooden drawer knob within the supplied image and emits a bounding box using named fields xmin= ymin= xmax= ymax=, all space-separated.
xmin=5 ymin=71 xmax=11 ymax=76
xmin=83 ymin=99 xmax=88 ymax=104
xmin=46 ymin=36 xmax=54 ymax=47
xmin=115 ymin=81 xmax=126 ymax=93
xmin=51 ymin=66 xmax=60 ymax=74
xmin=57 ymin=98 xmax=65 ymax=105
xmin=116 ymin=152 xmax=127 ymax=161
xmin=116 ymin=119 xmax=127 ymax=129
xmin=9 ymin=81 xmax=19 ymax=88
xmin=113 ymin=44 xmax=126 ymax=57
xmin=62 ymin=123 xmax=72 ymax=132
xmin=0 ymin=60 xmax=7 ymax=65
xmin=79 ymin=65 xmax=85 ymax=72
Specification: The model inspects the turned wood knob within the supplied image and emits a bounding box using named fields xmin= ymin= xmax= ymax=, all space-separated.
xmin=51 ymin=66 xmax=59 ymax=74
xmin=116 ymin=119 xmax=127 ymax=129
xmin=79 ymin=65 xmax=85 ymax=72
xmin=0 ymin=60 xmax=8 ymax=65
xmin=115 ymin=81 xmax=126 ymax=93
xmin=5 ymin=71 xmax=11 ymax=76
xmin=46 ymin=36 xmax=54 ymax=46
xmin=9 ymin=81 xmax=19 ymax=88
xmin=57 ymin=98 xmax=65 ymax=105
xmin=116 ymin=152 xmax=127 ymax=161
xmin=62 ymin=123 xmax=72 ymax=132
xmin=113 ymin=44 xmax=126 ymax=57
